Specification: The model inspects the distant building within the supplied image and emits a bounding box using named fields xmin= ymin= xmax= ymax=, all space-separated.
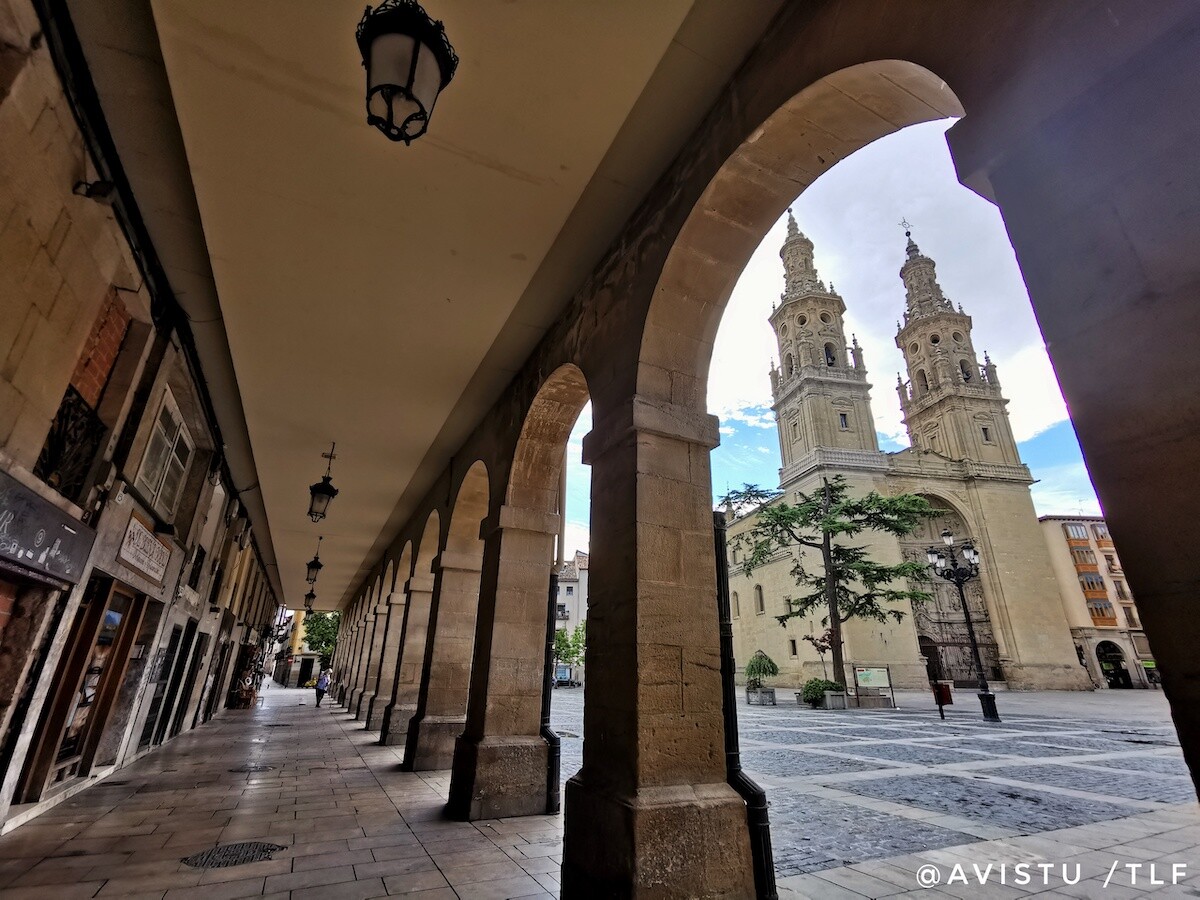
xmin=554 ymin=551 xmax=588 ymax=683
xmin=1040 ymin=516 xmax=1154 ymax=688
xmin=727 ymin=217 xmax=1090 ymax=691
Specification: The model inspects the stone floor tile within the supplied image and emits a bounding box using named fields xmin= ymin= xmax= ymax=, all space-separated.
xmin=290 ymin=875 xmax=385 ymax=900
xmin=382 ymin=869 xmax=453 ymax=894
xmin=442 ymin=859 xmax=530 ymax=886
xmin=353 ymin=855 xmax=438 ymax=879
xmin=452 ymin=876 xmax=549 ymax=900
xmin=263 ymin=863 xmax=357 ymax=893
xmin=163 ymin=876 xmax=267 ymax=899
xmin=195 ymin=857 xmax=293 ymax=883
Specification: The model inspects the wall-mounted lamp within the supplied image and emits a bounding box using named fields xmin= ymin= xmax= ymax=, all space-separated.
xmin=308 ymin=442 xmax=339 ymax=523
xmin=306 ymin=535 xmax=324 ymax=585
xmin=356 ymin=0 xmax=458 ymax=144
xmin=73 ymin=179 xmax=114 ymax=202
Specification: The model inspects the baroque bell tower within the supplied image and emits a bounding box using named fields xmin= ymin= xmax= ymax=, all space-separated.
xmin=769 ymin=212 xmax=879 ymax=473
xmin=894 ymin=230 xmax=1020 ymax=464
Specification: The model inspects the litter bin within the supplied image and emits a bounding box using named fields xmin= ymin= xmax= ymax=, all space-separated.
xmin=933 ymin=680 xmax=953 ymax=718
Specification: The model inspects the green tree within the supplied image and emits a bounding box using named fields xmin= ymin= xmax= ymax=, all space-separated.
xmin=723 ymin=475 xmax=934 ymax=688
xmin=302 ymin=610 xmax=341 ymax=669
xmin=552 ymin=627 xmax=579 ymax=668
xmin=569 ymin=620 xmax=586 ymax=666
xmin=743 ymin=649 xmax=780 ymax=690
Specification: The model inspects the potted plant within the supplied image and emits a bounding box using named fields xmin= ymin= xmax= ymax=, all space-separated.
xmin=799 ymin=677 xmax=843 ymax=709
xmin=744 ymin=650 xmax=780 ymax=705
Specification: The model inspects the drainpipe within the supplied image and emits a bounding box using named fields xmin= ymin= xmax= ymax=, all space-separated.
xmin=714 ymin=510 xmax=777 ymax=899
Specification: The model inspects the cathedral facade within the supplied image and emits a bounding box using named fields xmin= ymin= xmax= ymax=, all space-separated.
xmin=727 ymin=214 xmax=1091 ymax=691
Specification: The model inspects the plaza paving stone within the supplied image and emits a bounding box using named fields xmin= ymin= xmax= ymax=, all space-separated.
xmin=0 ymin=685 xmax=1195 ymax=897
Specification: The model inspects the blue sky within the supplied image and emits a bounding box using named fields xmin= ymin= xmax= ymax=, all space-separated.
xmin=559 ymin=120 xmax=1101 ymax=556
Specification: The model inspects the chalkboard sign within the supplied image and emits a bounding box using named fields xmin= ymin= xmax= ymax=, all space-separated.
xmin=0 ymin=469 xmax=95 ymax=585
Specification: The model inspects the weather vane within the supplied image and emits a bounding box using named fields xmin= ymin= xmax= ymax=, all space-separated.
xmin=899 ymin=217 xmax=912 ymax=234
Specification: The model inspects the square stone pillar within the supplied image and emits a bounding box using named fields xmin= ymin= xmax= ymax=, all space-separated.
xmin=355 ymin=605 xmax=389 ymax=720
xmin=947 ymin=18 xmax=1200 ymax=793
xmin=380 ymin=577 xmax=434 ymax=747
xmin=367 ymin=591 xmax=407 ymax=730
xmin=403 ymin=550 xmax=483 ymax=771
xmin=448 ymin=504 xmax=559 ymax=819
xmin=561 ymin=396 xmax=754 ymax=897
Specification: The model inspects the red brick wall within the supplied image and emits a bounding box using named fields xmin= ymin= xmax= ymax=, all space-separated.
xmin=69 ymin=290 xmax=130 ymax=408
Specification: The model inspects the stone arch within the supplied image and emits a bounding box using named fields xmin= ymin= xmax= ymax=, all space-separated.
xmin=380 ymin=511 xmax=440 ymax=746
xmin=784 ymin=352 xmax=795 ymax=376
xmin=917 ymin=369 xmax=930 ymax=394
xmin=824 ymin=342 xmax=838 ymax=366
xmin=450 ymin=363 xmax=590 ymax=819
xmin=404 ymin=460 xmax=491 ymax=770
xmin=637 ymin=60 xmax=963 ymax=409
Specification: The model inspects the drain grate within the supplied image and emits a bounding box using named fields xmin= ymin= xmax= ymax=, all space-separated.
xmin=182 ymin=841 xmax=287 ymax=869
xmin=263 ymin=723 xmax=292 ymax=728
xmin=228 ymin=764 xmax=275 ymax=773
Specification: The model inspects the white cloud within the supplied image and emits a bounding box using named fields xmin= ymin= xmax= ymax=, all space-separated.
xmin=1029 ymin=462 xmax=1103 ymax=517
xmin=563 ymin=521 xmax=590 ymax=559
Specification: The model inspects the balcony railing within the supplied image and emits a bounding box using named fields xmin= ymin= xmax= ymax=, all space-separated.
xmin=1089 ymin=614 xmax=1118 ymax=627
xmin=33 ymin=385 xmax=107 ymax=505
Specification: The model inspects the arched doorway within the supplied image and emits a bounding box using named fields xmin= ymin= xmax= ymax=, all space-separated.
xmin=1096 ymin=640 xmax=1133 ymax=689
xmin=919 ymin=635 xmax=943 ymax=684
xmin=903 ymin=500 xmax=1003 ymax=688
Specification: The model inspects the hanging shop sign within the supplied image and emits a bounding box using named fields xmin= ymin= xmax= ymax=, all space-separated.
xmin=0 ymin=469 xmax=95 ymax=585
xmin=118 ymin=511 xmax=172 ymax=585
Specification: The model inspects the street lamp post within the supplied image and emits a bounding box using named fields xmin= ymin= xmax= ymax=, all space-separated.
xmin=927 ymin=529 xmax=1001 ymax=722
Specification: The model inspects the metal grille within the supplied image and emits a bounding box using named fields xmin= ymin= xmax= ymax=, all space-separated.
xmin=182 ymin=842 xmax=287 ymax=869
xmin=228 ymin=764 xmax=275 ymax=773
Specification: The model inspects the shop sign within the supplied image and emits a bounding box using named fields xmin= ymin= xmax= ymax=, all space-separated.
xmin=0 ymin=469 xmax=95 ymax=584
xmin=119 ymin=512 xmax=172 ymax=585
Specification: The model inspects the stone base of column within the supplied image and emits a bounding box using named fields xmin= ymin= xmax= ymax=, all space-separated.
xmin=401 ymin=715 xmax=466 ymax=771
xmin=379 ymin=703 xmax=416 ymax=746
xmin=366 ymin=694 xmax=388 ymax=731
xmin=347 ymin=688 xmax=365 ymax=717
xmin=561 ymin=775 xmax=755 ymax=898
xmin=447 ymin=735 xmax=549 ymax=820
xmin=355 ymin=691 xmax=375 ymax=721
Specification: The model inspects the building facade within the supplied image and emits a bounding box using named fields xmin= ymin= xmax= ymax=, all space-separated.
xmin=0 ymin=5 xmax=277 ymax=832
xmin=1040 ymin=515 xmax=1154 ymax=689
xmin=728 ymin=216 xmax=1090 ymax=692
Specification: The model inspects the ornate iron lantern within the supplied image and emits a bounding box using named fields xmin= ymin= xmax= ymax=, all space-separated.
xmin=306 ymin=536 xmax=324 ymax=585
xmin=308 ymin=443 xmax=339 ymax=523
xmin=355 ymin=0 xmax=459 ymax=144
xmin=304 ymin=590 xmax=316 ymax=614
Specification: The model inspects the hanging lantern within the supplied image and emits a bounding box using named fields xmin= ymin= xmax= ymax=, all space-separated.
xmin=307 ymin=442 xmax=339 ymax=523
xmin=304 ymin=589 xmax=316 ymax=613
xmin=306 ymin=536 xmax=324 ymax=585
xmin=356 ymin=0 xmax=459 ymax=144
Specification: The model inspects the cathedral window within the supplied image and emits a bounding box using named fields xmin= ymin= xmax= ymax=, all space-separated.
xmin=754 ymin=585 xmax=765 ymax=614
xmin=952 ymin=331 xmax=964 ymax=344
xmin=961 ymin=359 xmax=973 ymax=382
xmin=819 ymin=312 xmax=832 ymax=324
xmin=785 ymin=353 xmax=795 ymax=375
xmin=791 ymin=422 xmax=799 ymax=439
xmin=930 ymin=333 xmax=941 ymax=345
xmin=824 ymin=343 xmax=837 ymax=366
xmin=731 ymin=592 xmax=739 ymax=618
xmin=788 ymin=639 xmax=798 ymax=657
xmin=838 ymin=413 xmax=849 ymax=430
xmin=980 ymin=426 xmax=991 ymax=442
xmin=798 ymin=314 xmax=807 ymax=326
xmin=916 ymin=369 xmax=929 ymax=394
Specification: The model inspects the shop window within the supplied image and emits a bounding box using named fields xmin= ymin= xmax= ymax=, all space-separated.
xmin=135 ymin=390 xmax=193 ymax=519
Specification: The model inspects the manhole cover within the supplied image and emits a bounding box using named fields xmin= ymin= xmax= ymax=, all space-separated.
xmin=228 ymin=764 xmax=275 ymax=773
xmin=182 ymin=842 xmax=287 ymax=869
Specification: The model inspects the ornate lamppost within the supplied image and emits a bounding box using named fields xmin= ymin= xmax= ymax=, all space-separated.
xmin=927 ymin=529 xmax=1001 ymax=722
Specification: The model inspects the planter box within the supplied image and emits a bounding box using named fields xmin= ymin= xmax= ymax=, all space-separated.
xmin=746 ymin=687 xmax=776 ymax=706
xmin=823 ymin=690 xmax=848 ymax=710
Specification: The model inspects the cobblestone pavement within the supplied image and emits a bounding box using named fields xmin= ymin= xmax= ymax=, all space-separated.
xmin=551 ymin=686 xmax=1199 ymax=887
xmin=0 ymin=685 xmax=1194 ymax=898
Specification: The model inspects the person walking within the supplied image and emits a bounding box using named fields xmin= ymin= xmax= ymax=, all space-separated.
xmin=315 ymin=669 xmax=331 ymax=707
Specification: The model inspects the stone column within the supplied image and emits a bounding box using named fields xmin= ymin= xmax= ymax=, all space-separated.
xmin=349 ymin=605 xmax=376 ymax=716
xmin=948 ymin=22 xmax=1200 ymax=791
xmin=355 ymin=604 xmax=389 ymax=719
xmin=560 ymin=396 xmax=754 ymax=897
xmin=367 ymin=590 xmax=407 ymax=730
xmin=336 ymin=619 xmax=358 ymax=705
xmin=403 ymin=551 xmax=483 ymax=771
xmin=449 ymin=505 xmax=557 ymax=819
xmin=350 ymin=604 xmax=382 ymax=719
xmin=380 ymin=576 xmax=435 ymax=747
